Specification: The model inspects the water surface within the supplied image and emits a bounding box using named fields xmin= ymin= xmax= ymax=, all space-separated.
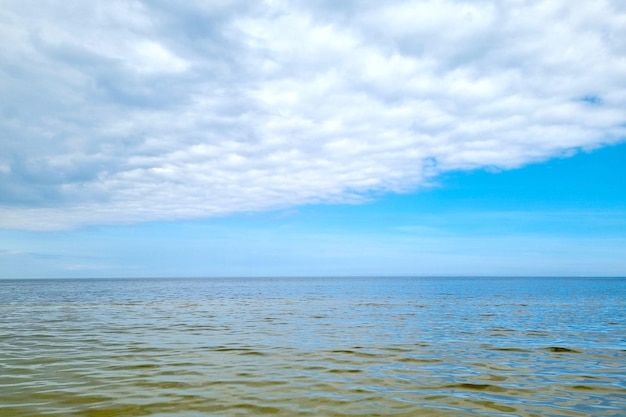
xmin=1 ymin=277 xmax=624 ymax=416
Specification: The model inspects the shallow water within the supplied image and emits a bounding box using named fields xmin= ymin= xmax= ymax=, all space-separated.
xmin=1 ymin=277 xmax=624 ymax=416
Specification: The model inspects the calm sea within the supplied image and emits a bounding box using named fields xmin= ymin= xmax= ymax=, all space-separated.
xmin=1 ymin=277 xmax=624 ymax=416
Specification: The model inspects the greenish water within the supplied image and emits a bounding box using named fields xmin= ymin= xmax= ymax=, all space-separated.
xmin=1 ymin=277 xmax=624 ymax=416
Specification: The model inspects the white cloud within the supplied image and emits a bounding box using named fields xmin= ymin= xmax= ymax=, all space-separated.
xmin=0 ymin=0 xmax=625 ymax=229
xmin=0 ymin=250 xmax=23 ymax=256
xmin=127 ymin=40 xmax=190 ymax=74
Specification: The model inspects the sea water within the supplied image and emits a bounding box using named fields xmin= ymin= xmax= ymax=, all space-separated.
xmin=1 ymin=277 xmax=624 ymax=416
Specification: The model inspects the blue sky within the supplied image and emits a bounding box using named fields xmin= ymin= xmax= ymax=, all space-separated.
xmin=1 ymin=1 xmax=625 ymax=278
xmin=2 ymin=143 xmax=625 ymax=278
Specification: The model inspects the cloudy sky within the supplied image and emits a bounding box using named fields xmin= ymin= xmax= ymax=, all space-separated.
xmin=1 ymin=0 xmax=625 ymax=278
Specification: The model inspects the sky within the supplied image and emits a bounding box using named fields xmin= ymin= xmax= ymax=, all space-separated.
xmin=1 ymin=0 xmax=625 ymax=278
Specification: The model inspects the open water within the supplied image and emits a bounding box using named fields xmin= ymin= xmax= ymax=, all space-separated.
xmin=1 ymin=277 xmax=624 ymax=416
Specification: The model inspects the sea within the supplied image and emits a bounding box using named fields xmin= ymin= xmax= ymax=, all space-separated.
xmin=0 ymin=277 xmax=624 ymax=416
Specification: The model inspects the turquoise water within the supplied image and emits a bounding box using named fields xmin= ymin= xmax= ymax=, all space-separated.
xmin=1 ymin=277 xmax=625 ymax=416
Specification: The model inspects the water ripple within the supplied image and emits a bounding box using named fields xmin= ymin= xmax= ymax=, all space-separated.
xmin=1 ymin=277 xmax=625 ymax=416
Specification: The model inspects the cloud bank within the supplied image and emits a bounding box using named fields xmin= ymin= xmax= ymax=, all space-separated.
xmin=1 ymin=0 xmax=625 ymax=229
